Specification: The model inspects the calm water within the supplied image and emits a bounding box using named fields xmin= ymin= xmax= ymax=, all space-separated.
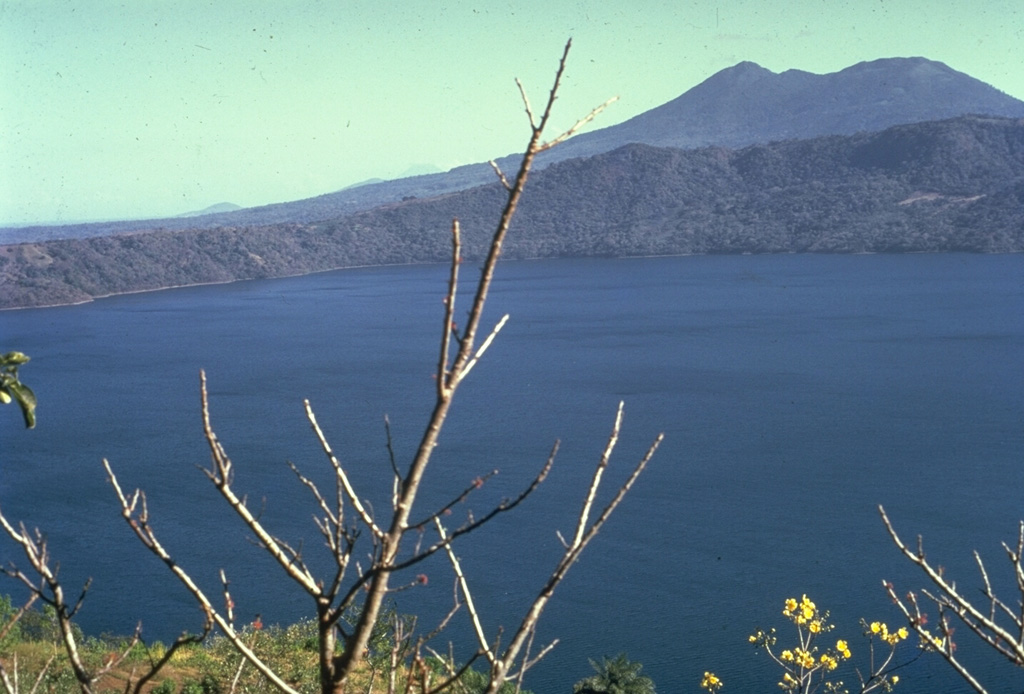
xmin=2 ymin=254 xmax=1023 ymax=693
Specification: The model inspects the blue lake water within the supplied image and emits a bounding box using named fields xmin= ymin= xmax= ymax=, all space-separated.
xmin=1 ymin=254 xmax=1023 ymax=692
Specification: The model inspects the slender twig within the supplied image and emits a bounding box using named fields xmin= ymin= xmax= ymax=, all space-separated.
xmin=384 ymin=414 xmax=403 ymax=496
xmin=481 ymin=405 xmax=661 ymax=693
xmin=439 ymin=219 xmax=462 ymax=392
xmin=305 ymin=399 xmax=385 ymax=540
xmin=459 ymin=314 xmax=509 ymax=380
xmin=390 ymin=449 xmax=557 ymax=573
xmin=489 ymin=161 xmax=511 ymax=191
xmin=0 ymin=593 xmax=37 ymax=642
xmin=435 ymin=517 xmax=495 ymax=665
xmin=539 ymin=95 xmax=618 ymax=152
xmin=408 ymin=469 xmax=500 ymax=532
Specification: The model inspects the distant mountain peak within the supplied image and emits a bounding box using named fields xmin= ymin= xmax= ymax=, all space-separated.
xmin=849 ymin=55 xmax=949 ymax=68
xmin=839 ymin=56 xmax=958 ymax=77
xmin=556 ymin=55 xmax=1024 ymax=156
xmin=728 ymin=60 xmax=770 ymax=72
xmin=177 ymin=202 xmax=241 ymax=218
xmin=711 ymin=60 xmax=775 ymax=81
xmin=398 ymin=163 xmax=443 ymax=178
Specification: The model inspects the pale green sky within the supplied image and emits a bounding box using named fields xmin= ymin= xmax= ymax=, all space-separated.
xmin=2 ymin=0 xmax=1022 ymax=225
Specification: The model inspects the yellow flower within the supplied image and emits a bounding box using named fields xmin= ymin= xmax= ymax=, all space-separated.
xmin=891 ymin=675 xmax=900 ymax=685
xmin=794 ymin=649 xmax=815 ymax=669
xmin=880 ymin=623 xmax=907 ymax=646
xmin=836 ymin=639 xmax=852 ymax=658
xmin=785 ymin=598 xmax=798 ymax=613
xmin=870 ymin=622 xmax=882 ymax=634
xmin=781 ymin=649 xmax=794 ymax=661
xmin=819 ymin=654 xmax=838 ymax=671
xmin=701 ymin=672 xmax=722 ymax=691
xmin=809 ymin=620 xmax=821 ymax=633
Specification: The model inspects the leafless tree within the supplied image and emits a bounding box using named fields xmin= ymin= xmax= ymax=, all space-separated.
xmin=880 ymin=505 xmax=1024 ymax=694
xmin=102 ymin=39 xmax=660 ymax=694
xmin=0 ymin=507 xmax=207 ymax=694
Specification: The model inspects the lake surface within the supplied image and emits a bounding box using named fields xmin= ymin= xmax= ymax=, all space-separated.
xmin=2 ymin=254 xmax=1023 ymax=692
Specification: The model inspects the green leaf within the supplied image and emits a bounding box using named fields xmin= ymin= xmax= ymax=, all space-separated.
xmin=0 ymin=351 xmax=30 ymax=366
xmin=5 ymin=381 xmax=37 ymax=428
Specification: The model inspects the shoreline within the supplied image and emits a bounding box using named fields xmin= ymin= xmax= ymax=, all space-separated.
xmin=2 ymin=249 xmax=1021 ymax=312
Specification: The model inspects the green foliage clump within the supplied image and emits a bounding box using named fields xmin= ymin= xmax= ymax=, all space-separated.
xmin=572 ymin=653 xmax=656 ymax=694
xmin=0 ymin=351 xmax=36 ymax=428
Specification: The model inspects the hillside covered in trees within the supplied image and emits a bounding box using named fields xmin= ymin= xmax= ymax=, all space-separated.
xmin=2 ymin=114 xmax=1022 ymax=309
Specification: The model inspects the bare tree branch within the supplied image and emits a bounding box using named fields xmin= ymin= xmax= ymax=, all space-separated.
xmin=384 ymin=415 xmax=403 ymax=491
xmin=458 ymin=314 xmax=509 ymax=381
xmin=438 ymin=218 xmax=462 ymax=393
xmin=336 ymin=41 xmax=613 ymax=688
xmin=488 ymin=161 xmax=511 ymax=191
xmin=435 ymin=518 xmax=494 ymax=666
xmin=473 ymin=403 xmax=661 ymax=693
xmin=104 ymin=460 xmax=296 ymax=694
xmin=0 ymin=502 xmax=208 ymax=694
xmin=538 ymin=95 xmax=619 ymax=152
xmin=408 ymin=469 xmax=500 ymax=532
xmin=880 ymin=504 xmax=1024 ymax=693
xmin=305 ymin=399 xmax=386 ymax=541
xmin=0 ymin=506 xmax=94 ymax=693
xmin=0 ymin=593 xmax=36 ymax=643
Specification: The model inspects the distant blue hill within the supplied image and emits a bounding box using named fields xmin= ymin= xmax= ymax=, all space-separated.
xmin=176 ymin=202 xmax=242 ymax=218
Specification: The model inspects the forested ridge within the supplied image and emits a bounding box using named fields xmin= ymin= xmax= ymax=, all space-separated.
xmin=2 ymin=114 xmax=1023 ymax=309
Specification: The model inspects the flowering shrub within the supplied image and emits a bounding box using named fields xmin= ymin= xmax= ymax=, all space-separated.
xmin=701 ymin=595 xmax=911 ymax=694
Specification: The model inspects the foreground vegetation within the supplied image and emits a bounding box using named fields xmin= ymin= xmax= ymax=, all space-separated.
xmin=0 ymin=597 xmax=529 ymax=694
